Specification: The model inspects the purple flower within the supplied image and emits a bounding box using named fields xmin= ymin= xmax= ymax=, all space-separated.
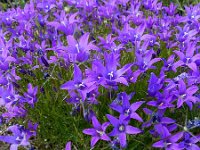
xmin=180 ymin=5 xmax=200 ymax=24
xmin=37 ymin=1 xmax=56 ymax=13
xmin=110 ymin=92 xmax=135 ymax=108
xmin=61 ymin=64 xmax=95 ymax=100
xmin=163 ymin=3 xmax=177 ymax=16
xmin=110 ymin=96 xmax=144 ymax=122
xmin=130 ymin=50 xmax=161 ymax=83
xmin=143 ymin=108 xmax=176 ymax=136
xmin=107 ymin=114 xmax=141 ymax=148
xmin=23 ymin=83 xmax=38 ymax=107
xmin=66 ymin=33 xmax=99 ymax=62
xmin=173 ymin=42 xmax=200 ymax=72
xmin=161 ymin=54 xmax=176 ymax=72
xmin=83 ymin=116 xmax=110 ymax=147
xmin=176 ymin=25 xmax=197 ymax=42
xmin=48 ymin=11 xmax=79 ymax=35
xmin=153 ymin=132 xmax=183 ymax=149
xmin=0 ymin=123 xmax=37 ymax=150
xmin=148 ymin=72 xmax=165 ymax=97
xmin=179 ymin=132 xmax=200 ymax=150
xmin=0 ymin=40 xmax=16 ymax=71
xmin=173 ymin=79 xmax=199 ymax=109
xmin=87 ymin=53 xmax=132 ymax=87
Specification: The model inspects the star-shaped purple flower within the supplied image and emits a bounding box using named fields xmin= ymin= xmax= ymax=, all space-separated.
xmin=83 ymin=116 xmax=110 ymax=147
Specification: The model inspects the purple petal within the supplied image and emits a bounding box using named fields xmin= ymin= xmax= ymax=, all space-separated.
xmin=114 ymin=77 xmax=129 ymax=86
xmin=148 ymin=58 xmax=161 ymax=66
xmin=126 ymin=125 xmax=141 ymax=134
xmin=102 ymin=122 xmax=110 ymax=131
xmin=193 ymin=54 xmax=200 ymax=62
xmin=91 ymin=136 xmax=99 ymax=147
xmin=67 ymin=35 xmax=77 ymax=46
xmin=106 ymin=114 xmax=119 ymax=126
xmin=83 ymin=128 xmax=96 ymax=135
xmin=179 ymin=80 xmax=186 ymax=94
xmin=191 ymin=135 xmax=200 ymax=143
xmin=60 ymin=81 xmax=75 ymax=90
xmin=143 ymin=108 xmax=153 ymax=115
xmin=65 ymin=141 xmax=71 ymax=150
xmin=187 ymin=62 xmax=198 ymax=72
xmin=186 ymin=86 xmax=198 ymax=95
xmin=177 ymin=98 xmax=184 ymax=108
xmin=109 ymin=104 xmax=123 ymax=113
xmin=119 ymin=133 xmax=127 ymax=148
xmin=105 ymin=53 xmax=117 ymax=72
xmin=101 ymin=134 xmax=110 ymax=141
xmin=174 ymin=50 xmax=185 ymax=60
xmin=155 ymin=124 xmax=171 ymax=138
xmin=169 ymin=132 xmax=183 ymax=143
xmin=152 ymin=140 xmax=165 ymax=148
xmin=74 ymin=65 xmax=82 ymax=82
xmin=92 ymin=116 xmax=101 ymax=129
xmin=10 ymin=144 xmax=18 ymax=150
xmin=116 ymin=63 xmax=132 ymax=77
xmin=130 ymin=70 xmax=142 ymax=83
xmin=130 ymin=101 xmax=145 ymax=112
xmin=0 ymin=136 xmax=16 ymax=144
xmin=172 ymin=60 xmax=184 ymax=72
xmin=147 ymin=101 xmax=158 ymax=107
xmin=161 ymin=117 xmax=175 ymax=124
xmin=186 ymin=43 xmax=195 ymax=58
xmin=109 ymin=128 xmax=118 ymax=136
xmin=130 ymin=112 xmax=143 ymax=122
xmin=79 ymin=33 xmax=89 ymax=48
xmin=190 ymin=144 xmax=200 ymax=150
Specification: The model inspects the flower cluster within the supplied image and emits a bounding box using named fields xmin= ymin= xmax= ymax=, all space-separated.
xmin=0 ymin=0 xmax=200 ymax=149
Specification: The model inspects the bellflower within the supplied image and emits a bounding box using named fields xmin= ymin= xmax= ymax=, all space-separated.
xmin=153 ymin=132 xmax=183 ymax=149
xmin=66 ymin=33 xmax=99 ymax=62
xmin=143 ymin=108 xmax=175 ymax=130
xmin=102 ymin=52 xmax=132 ymax=86
xmin=173 ymin=42 xmax=200 ymax=72
xmin=107 ymin=114 xmax=141 ymax=148
xmin=130 ymin=50 xmax=161 ymax=83
xmin=83 ymin=116 xmax=110 ymax=147
xmin=0 ymin=123 xmax=37 ymax=150
xmin=180 ymin=5 xmax=200 ymax=24
xmin=23 ymin=83 xmax=38 ymax=107
xmin=147 ymin=72 xmax=165 ymax=97
xmin=161 ymin=54 xmax=176 ymax=72
xmin=176 ymin=25 xmax=197 ymax=42
xmin=37 ymin=1 xmax=56 ymax=13
xmin=179 ymin=132 xmax=200 ymax=150
xmin=48 ymin=11 xmax=79 ymax=35
xmin=110 ymin=96 xmax=144 ymax=122
xmin=110 ymin=92 xmax=135 ymax=108
xmin=61 ymin=64 xmax=96 ymax=100
xmin=172 ymin=79 xmax=199 ymax=109
xmin=163 ymin=3 xmax=177 ymax=16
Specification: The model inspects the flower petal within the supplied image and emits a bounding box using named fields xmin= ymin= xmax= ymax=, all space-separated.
xmin=130 ymin=101 xmax=145 ymax=112
xmin=65 ymin=141 xmax=71 ymax=150
xmin=92 ymin=116 xmax=101 ymax=129
xmin=126 ymin=125 xmax=141 ymax=134
xmin=83 ymin=128 xmax=96 ymax=135
xmin=106 ymin=114 xmax=119 ymax=126
xmin=119 ymin=133 xmax=127 ymax=148
xmin=152 ymin=140 xmax=165 ymax=148
xmin=91 ymin=136 xmax=99 ymax=147
xmin=130 ymin=112 xmax=143 ymax=122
